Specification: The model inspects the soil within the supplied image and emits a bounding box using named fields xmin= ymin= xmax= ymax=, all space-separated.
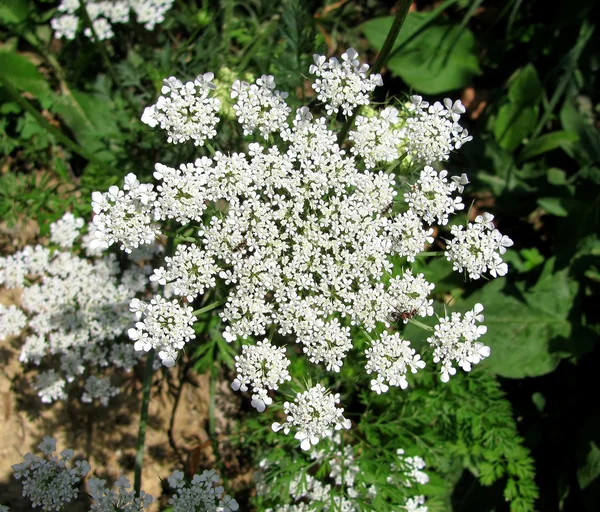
xmin=0 ymin=219 xmax=252 ymax=511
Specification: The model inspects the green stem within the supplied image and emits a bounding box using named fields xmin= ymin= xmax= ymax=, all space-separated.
xmin=134 ymin=348 xmax=155 ymax=497
xmin=416 ymin=251 xmax=443 ymax=257
xmin=0 ymin=73 xmax=97 ymax=162
xmin=192 ymin=298 xmax=227 ymax=316
xmin=337 ymin=0 xmax=412 ymax=146
xmin=407 ymin=318 xmax=434 ymax=332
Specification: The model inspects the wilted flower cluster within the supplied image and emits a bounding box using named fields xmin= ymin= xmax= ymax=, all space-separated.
xmin=168 ymin=469 xmax=239 ymax=512
xmin=89 ymin=47 xmax=513 ymax=449
xmin=12 ymin=436 xmax=90 ymax=511
xmin=0 ymin=212 xmax=153 ymax=405
xmin=51 ymin=0 xmax=174 ymax=40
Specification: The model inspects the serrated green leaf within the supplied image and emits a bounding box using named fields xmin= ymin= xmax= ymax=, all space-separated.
xmin=361 ymin=13 xmax=480 ymax=94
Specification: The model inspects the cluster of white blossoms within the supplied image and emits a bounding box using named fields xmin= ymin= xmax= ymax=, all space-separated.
xmin=89 ymin=475 xmax=153 ymax=512
xmin=231 ymin=339 xmax=292 ymax=412
xmin=399 ymin=96 xmax=473 ymax=165
xmin=168 ymin=469 xmax=239 ymax=512
xmin=309 ymin=48 xmax=383 ymax=116
xmin=231 ymin=75 xmax=292 ymax=139
xmin=88 ymin=48 xmax=514 ymax=450
xmin=9 ymin=439 xmax=238 ymax=512
xmin=128 ymin=295 xmax=195 ymax=367
xmin=365 ymin=332 xmax=426 ymax=394
xmin=427 ymin=303 xmax=490 ymax=383
xmin=272 ymin=384 xmax=351 ymax=451
xmin=91 ymin=173 xmax=160 ymax=253
xmin=12 ymin=436 xmax=90 ymax=512
xmin=141 ymin=74 xmax=221 ymax=146
xmin=404 ymin=166 xmax=468 ymax=225
xmin=51 ymin=0 xmax=174 ymax=40
xmin=0 ymin=213 xmax=153 ymax=405
xmin=445 ymin=212 xmax=514 ymax=279
xmin=349 ymin=106 xmax=402 ymax=169
xmin=258 ymin=435 xmax=429 ymax=511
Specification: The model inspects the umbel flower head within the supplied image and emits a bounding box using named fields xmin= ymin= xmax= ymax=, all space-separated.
xmin=51 ymin=0 xmax=175 ymax=40
xmin=89 ymin=47 xmax=513 ymax=449
xmin=12 ymin=436 xmax=90 ymax=511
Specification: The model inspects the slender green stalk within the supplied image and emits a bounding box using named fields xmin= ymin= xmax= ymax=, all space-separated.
xmin=416 ymin=251 xmax=443 ymax=257
xmin=134 ymin=348 xmax=155 ymax=497
xmin=0 ymin=73 xmax=96 ymax=162
xmin=192 ymin=298 xmax=227 ymax=316
xmin=408 ymin=318 xmax=434 ymax=332
xmin=337 ymin=0 xmax=412 ymax=145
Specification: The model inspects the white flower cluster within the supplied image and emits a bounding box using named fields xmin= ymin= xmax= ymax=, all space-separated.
xmin=141 ymin=74 xmax=221 ymax=146
xmin=427 ymin=303 xmax=490 ymax=382
xmin=399 ymin=96 xmax=473 ymax=165
xmin=128 ymin=295 xmax=195 ymax=367
xmin=272 ymin=384 xmax=351 ymax=451
xmin=259 ymin=435 xmax=430 ymax=511
xmin=89 ymin=475 xmax=153 ymax=512
xmin=387 ymin=449 xmax=429 ymax=512
xmin=365 ymin=332 xmax=426 ymax=394
xmin=446 ymin=213 xmax=514 ymax=279
xmin=0 ymin=213 xmax=151 ymax=405
xmin=309 ymin=48 xmax=382 ymax=116
xmin=0 ymin=303 xmax=27 ymax=339
xmin=404 ymin=166 xmax=468 ymax=226
xmin=50 ymin=212 xmax=84 ymax=248
xmin=168 ymin=469 xmax=239 ymax=512
xmin=349 ymin=106 xmax=401 ymax=169
xmin=91 ymin=173 xmax=160 ymax=254
xmin=88 ymin=48 xmax=515 ymax=448
xmin=12 ymin=436 xmax=90 ymax=512
xmin=231 ymin=339 xmax=291 ymax=412
xmin=231 ymin=75 xmax=292 ymax=139
xmin=51 ymin=0 xmax=174 ymax=40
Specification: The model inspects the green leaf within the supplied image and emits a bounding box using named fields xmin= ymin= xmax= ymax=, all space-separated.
xmin=537 ymin=197 xmax=570 ymax=217
xmin=361 ymin=13 xmax=480 ymax=94
xmin=578 ymin=442 xmax=600 ymax=490
xmin=494 ymin=103 xmax=538 ymax=152
xmin=461 ymin=259 xmax=578 ymax=378
xmin=518 ymin=131 xmax=579 ymax=161
xmin=0 ymin=52 xmax=51 ymax=98
xmin=508 ymin=65 xmax=542 ymax=107
xmin=0 ymin=0 xmax=29 ymax=25
xmin=560 ymin=97 xmax=600 ymax=165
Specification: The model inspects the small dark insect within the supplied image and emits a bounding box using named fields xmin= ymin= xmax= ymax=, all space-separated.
xmin=388 ymin=307 xmax=418 ymax=324
xmin=381 ymin=200 xmax=394 ymax=215
xmin=233 ymin=240 xmax=248 ymax=252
